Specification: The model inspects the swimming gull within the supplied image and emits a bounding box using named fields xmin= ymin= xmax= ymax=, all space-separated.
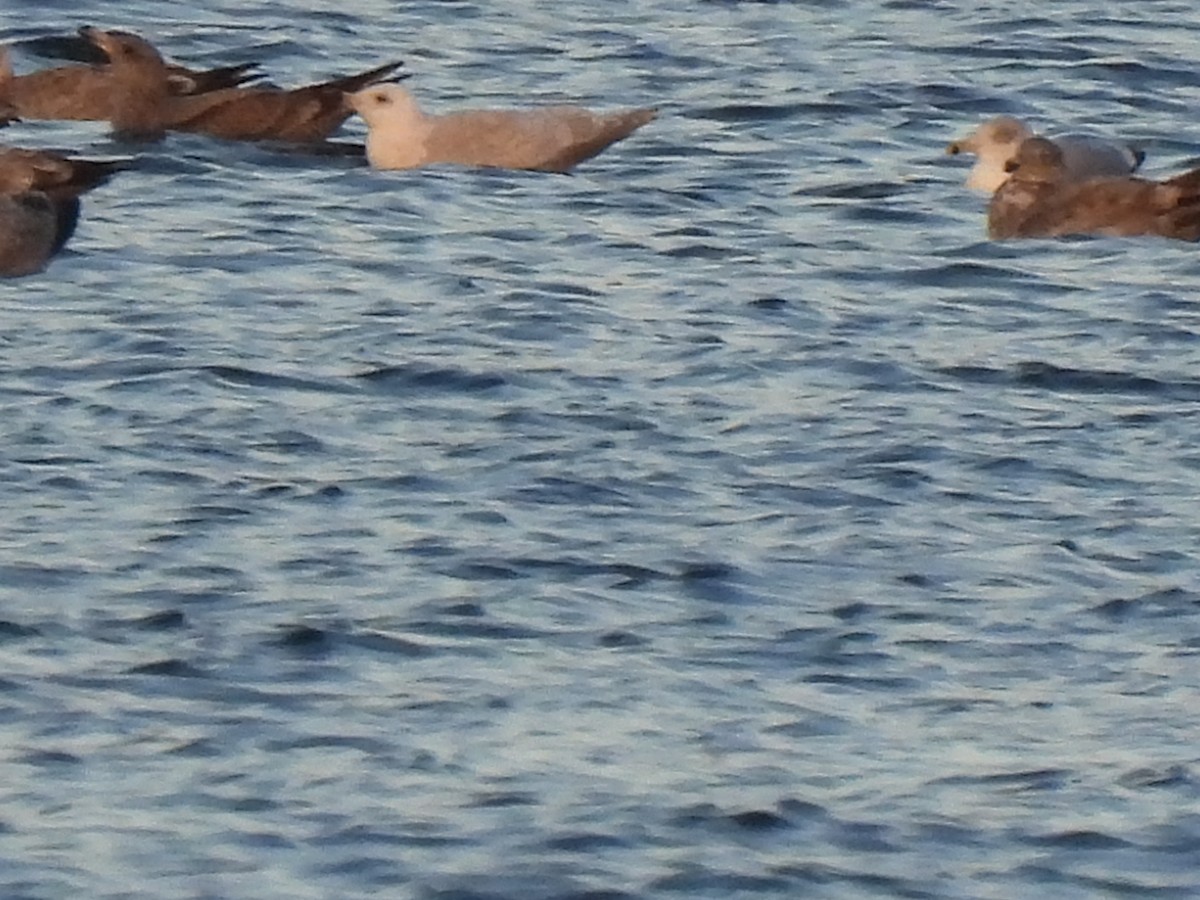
xmin=80 ymin=27 xmax=403 ymax=143
xmin=17 ymin=30 xmax=263 ymax=92
xmin=0 ymin=146 xmax=129 ymax=276
xmin=346 ymin=83 xmax=656 ymax=173
xmin=0 ymin=40 xmax=261 ymax=121
xmin=987 ymin=136 xmax=1200 ymax=241
xmin=948 ymin=115 xmax=1144 ymax=193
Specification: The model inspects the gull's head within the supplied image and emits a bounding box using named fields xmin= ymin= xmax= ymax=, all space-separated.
xmin=0 ymin=161 xmax=38 ymax=195
xmin=79 ymin=27 xmax=166 ymax=70
xmin=947 ymin=115 xmax=1032 ymax=158
xmin=1003 ymin=136 xmax=1066 ymax=183
xmin=347 ymin=83 xmax=421 ymax=127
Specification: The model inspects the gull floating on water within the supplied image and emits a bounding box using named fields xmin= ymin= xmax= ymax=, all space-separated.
xmin=987 ymin=136 xmax=1200 ymax=241
xmin=17 ymin=30 xmax=263 ymax=92
xmin=346 ymin=83 xmax=656 ymax=173
xmin=80 ymin=27 xmax=403 ymax=143
xmin=0 ymin=146 xmax=129 ymax=276
xmin=948 ymin=115 xmax=1144 ymax=193
xmin=0 ymin=39 xmax=260 ymax=122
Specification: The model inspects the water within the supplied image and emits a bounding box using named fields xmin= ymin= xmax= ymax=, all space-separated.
xmin=2 ymin=2 xmax=1200 ymax=897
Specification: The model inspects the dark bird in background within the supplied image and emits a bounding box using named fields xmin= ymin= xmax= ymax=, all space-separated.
xmin=80 ymin=27 xmax=403 ymax=143
xmin=0 ymin=39 xmax=261 ymax=122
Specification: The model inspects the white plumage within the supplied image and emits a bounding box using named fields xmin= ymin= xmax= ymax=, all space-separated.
xmin=347 ymin=84 xmax=655 ymax=173
xmin=948 ymin=115 xmax=1143 ymax=194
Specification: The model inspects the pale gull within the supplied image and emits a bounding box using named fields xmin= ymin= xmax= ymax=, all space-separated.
xmin=81 ymin=27 xmax=403 ymax=143
xmin=0 ymin=146 xmax=129 ymax=276
xmin=1 ymin=39 xmax=261 ymax=122
xmin=948 ymin=115 xmax=1144 ymax=193
xmin=346 ymin=83 xmax=656 ymax=173
xmin=987 ymin=136 xmax=1200 ymax=241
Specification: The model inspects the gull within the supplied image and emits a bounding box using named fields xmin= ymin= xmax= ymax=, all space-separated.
xmin=0 ymin=146 xmax=129 ymax=276
xmin=0 ymin=41 xmax=261 ymax=121
xmin=80 ymin=27 xmax=403 ymax=143
xmin=16 ymin=30 xmax=263 ymax=92
xmin=987 ymin=136 xmax=1200 ymax=241
xmin=0 ymin=192 xmax=63 ymax=277
xmin=346 ymin=83 xmax=656 ymax=173
xmin=947 ymin=115 xmax=1144 ymax=193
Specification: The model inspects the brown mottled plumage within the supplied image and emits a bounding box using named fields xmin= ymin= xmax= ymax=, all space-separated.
xmin=82 ymin=27 xmax=403 ymax=142
xmin=0 ymin=40 xmax=260 ymax=121
xmin=0 ymin=58 xmax=16 ymax=126
xmin=0 ymin=146 xmax=129 ymax=276
xmin=0 ymin=147 xmax=127 ymax=200
xmin=988 ymin=136 xmax=1200 ymax=241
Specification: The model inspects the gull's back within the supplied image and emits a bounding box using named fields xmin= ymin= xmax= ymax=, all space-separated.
xmin=422 ymin=105 xmax=655 ymax=172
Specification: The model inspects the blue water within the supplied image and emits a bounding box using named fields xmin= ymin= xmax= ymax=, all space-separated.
xmin=2 ymin=2 xmax=1200 ymax=897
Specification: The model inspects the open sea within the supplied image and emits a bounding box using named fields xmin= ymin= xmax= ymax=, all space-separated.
xmin=2 ymin=1 xmax=1200 ymax=897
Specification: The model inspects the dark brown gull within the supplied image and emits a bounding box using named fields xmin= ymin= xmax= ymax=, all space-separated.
xmin=987 ymin=136 xmax=1200 ymax=241
xmin=346 ymin=83 xmax=655 ymax=173
xmin=0 ymin=40 xmax=260 ymax=121
xmin=81 ymin=27 xmax=402 ymax=143
xmin=948 ymin=115 xmax=1144 ymax=194
xmin=0 ymin=146 xmax=129 ymax=276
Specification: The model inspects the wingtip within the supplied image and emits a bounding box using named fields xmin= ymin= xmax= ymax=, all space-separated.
xmin=626 ymin=107 xmax=657 ymax=127
xmin=65 ymin=156 xmax=137 ymax=192
xmin=77 ymin=25 xmax=108 ymax=54
xmin=361 ymin=60 xmax=407 ymax=83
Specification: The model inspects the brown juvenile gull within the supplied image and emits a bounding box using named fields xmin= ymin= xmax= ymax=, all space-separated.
xmin=346 ymin=83 xmax=656 ymax=173
xmin=948 ymin=115 xmax=1144 ymax=194
xmin=17 ymin=30 xmax=263 ymax=93
xmin=987 ymin=136 xmax=1200 ymax=241
xmin=17 ymin=30 xmax=265 ymax=91
xmin=0 ymin=146 xmax=129 ymax=276
xmin=81 ymin=27 xmax=403 ymax=142
xmin=0 ymin=41 xmax=261 ymax=122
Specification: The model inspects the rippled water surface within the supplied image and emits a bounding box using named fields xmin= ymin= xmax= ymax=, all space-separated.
xmin=3 ymin=2 xmax=1200 ymax=897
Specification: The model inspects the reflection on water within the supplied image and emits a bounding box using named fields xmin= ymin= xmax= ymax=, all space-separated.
xmin=1 ymin=2 xmax=1199 ymax=897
